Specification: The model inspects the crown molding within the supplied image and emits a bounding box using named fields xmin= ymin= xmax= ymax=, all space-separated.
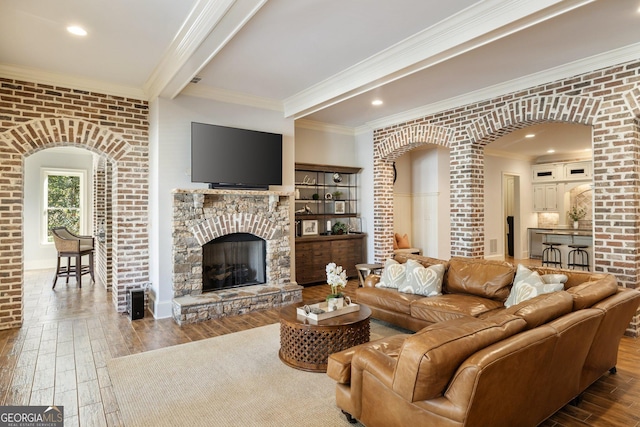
xmin=180 ymin=84 xmax=283 ymax=111
xmin=365 ymin=42 xmax=640 ymax=131
xmin=146 ymin=0 xmax=267 ymax=100
xmin=0 ymin=63 xmax=146 ymax=100
xmin=294 ymin=119 xmax=355 ymax=136
xmin=283 ymin=0 xmax=586 ymax=119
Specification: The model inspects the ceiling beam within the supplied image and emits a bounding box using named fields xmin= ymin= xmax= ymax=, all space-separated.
xmin=145 ymin=0 xmax=267 ymax=100
xmin=283 ymin=0 xmax=594 ymax=119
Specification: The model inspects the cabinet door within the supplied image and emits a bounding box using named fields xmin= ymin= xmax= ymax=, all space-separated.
xmin=295 ymin=241 xmax=331 ymax=284
xmin=563 ymin=161 xmax=591 ymax=181
xmin=330 ymin=238 xmax=363 ymax=278
xmin=531 ymin=164 xmax=559 ymax=182
xmin=544 ymin=185 xmax=557 ymax=210
xmin=533 ymin=184 xmax=557 ymax=211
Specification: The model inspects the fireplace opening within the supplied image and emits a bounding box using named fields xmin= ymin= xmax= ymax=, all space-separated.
xmin=202 ymin=232 xmax=266 ymax=292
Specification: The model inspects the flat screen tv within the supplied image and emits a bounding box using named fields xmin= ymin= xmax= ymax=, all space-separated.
xmin=191 ymin=122 xmax=283 ymax=190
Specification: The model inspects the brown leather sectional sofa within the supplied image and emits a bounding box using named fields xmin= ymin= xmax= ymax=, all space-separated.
xmin=327 ymin=254 xmax=640 ymax=426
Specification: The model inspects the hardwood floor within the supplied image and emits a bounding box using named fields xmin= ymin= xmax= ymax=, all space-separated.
xmin=0 ymin=267 xmax=638 ymax=426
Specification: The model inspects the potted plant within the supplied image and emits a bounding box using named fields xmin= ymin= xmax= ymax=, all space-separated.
xmin=332 ymin=221 xmax=348 ymax=235
xmin=326 ymin=262 xmax=347 ymax=310
xmin=332 ymin=190 xmax=343 ymax=200
xmin=568 ymin=206 xmax=586 ymax=229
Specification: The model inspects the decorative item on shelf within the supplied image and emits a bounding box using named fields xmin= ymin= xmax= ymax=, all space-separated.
xmin=332 ymin=221 xmax=348 ymax=235
xmin=326 ymin=262 xmax=347 ymax=306
xmin=325 ymin=192 xmax=332 ymax=200
xmin=334 ymin=200 xmax=345 ymax=214
xmin=302 ymin=175 xmax=316 ymax=185
xmin=568 ymin=206 xmax=586 ymax=229
xmin=312 ymin=193 xmax=319 ymax=200
xmin=302 ymin=219 xmax=318 ymax=236
xmin=332 ymin=190 xmax=343 ymax=200
xmin=333 ymin=172 xmax=343 ymax=183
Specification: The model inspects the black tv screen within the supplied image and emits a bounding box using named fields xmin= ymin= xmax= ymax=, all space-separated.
xmin=191 ymin=122 xmax=283 ymax=189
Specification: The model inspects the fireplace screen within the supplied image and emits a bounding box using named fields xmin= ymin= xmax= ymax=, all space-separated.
xmin=202 ymin=233 xmax=266 ymax=292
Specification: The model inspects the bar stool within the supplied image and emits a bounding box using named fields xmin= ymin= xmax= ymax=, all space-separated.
xmin=542 ymin=242 xmax=563 ymax=268
xmin=568 ymin=245 xmax=590 ymax=271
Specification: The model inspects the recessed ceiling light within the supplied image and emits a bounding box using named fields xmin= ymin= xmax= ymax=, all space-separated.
xmin=67 ymin=26 xmax=87 ymax=36
xmin=525 ymin=133 xmax=535 ymax=138
xmin=371 ymin=99 xmax=383 ymax=106
xmin=547 ymin=149 xmax=555 ymax=153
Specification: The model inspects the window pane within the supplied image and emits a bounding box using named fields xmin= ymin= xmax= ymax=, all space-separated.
xmin=48 ymin=175 xmax=80 ymax=208
xmin=46 ymin=174 xmax=81 ymax=241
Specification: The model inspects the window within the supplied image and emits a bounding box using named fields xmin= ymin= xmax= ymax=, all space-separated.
xmin=42 ymin=168 xmax=87 ymax=244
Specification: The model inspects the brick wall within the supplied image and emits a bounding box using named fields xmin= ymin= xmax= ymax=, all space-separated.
xmin=373 ymin=61 xmax=640 ymax=336
xmin=0 ymin=78 xmax=149 ymax=330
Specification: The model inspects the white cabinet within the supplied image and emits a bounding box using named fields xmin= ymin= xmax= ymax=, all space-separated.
xmin=532 ymin=164 xmax=560 ymax=182
xmin=533 ymin=184 xmax=558 ymax=211
xmin=563 ymin=161 xmax=591 ymax=181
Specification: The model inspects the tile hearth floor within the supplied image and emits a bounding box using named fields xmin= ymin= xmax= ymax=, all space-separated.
xmin=1 ymin=266 xmax=639 ymax=427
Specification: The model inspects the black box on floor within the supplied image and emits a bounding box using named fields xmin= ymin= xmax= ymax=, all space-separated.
xmin=128 ymin=289 xmax=145 ymax=320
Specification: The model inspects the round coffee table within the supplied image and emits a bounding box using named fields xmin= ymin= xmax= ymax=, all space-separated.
xmin=278 ymin=303 xmax=371 ymax=372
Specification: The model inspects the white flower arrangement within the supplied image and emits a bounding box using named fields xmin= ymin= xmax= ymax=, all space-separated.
xmin=326 ymin=262 xmax=347 ymax=298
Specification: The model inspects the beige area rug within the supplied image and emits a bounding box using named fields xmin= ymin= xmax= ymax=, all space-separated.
xmin=108 ymin=319 xmax=408 ymax=427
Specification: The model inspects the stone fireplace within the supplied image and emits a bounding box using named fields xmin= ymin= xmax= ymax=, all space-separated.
xmin=171 ymin=189 xmax=302 ymax=325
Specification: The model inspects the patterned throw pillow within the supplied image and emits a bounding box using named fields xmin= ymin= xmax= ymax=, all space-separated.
xmin=505 ymin=264 xmax=564 ymax=308
xmin=376 ymin=259 xmax=406 ymax=289
xmin=398 ymin=259 xmax=445 ymax=296
xmin=541 ymin=273 xmax=568 ymax=285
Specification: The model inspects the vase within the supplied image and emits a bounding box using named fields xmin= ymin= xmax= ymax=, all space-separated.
xmin=573 ymin=221 xmax=579 ymax=229
xmin=327 ymin=297 xmax=344 ymax=311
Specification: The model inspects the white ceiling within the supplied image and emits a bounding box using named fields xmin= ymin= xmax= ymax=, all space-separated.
xmin=1 ymin=0 xmax=639 ymax=157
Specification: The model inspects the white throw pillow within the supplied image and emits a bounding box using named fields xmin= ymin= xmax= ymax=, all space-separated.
xmin=505 ymin=264 xmax=564 ymax=308
xmin=398 ymin=259 xmax=445 ymax=296
xmin=541 ymin=273 xmax=568 ymax=285
xmin=376 ymin=259 xmax=406 ymax=289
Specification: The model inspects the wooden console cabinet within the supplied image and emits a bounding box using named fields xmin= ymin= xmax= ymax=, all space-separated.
xmin=295 ymin=234 xmax=365 ymax=285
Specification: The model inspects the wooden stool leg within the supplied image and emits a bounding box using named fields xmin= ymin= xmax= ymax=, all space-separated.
xmin=89 ymin=251 xmax=95 ymax=283
xmin=66 ymin=257 xmax=71 ymax=284
xmin=76 ymin=254 xmax=82 ymax=287
xmin=53 ymin=255 xmax=61 ymax=289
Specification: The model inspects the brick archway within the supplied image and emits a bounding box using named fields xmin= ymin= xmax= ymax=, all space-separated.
xmin=373 ymin=124 xmax=453 ymax=261
xmin=0 ymin=115 xmax=149 ymax=329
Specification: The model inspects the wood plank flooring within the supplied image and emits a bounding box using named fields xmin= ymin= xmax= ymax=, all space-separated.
xmin=0 ymin=268 xmax=638 ymax=426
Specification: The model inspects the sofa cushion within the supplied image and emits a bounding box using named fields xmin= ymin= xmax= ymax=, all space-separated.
xmin=398 ymin=259 xmax=445 ymax=297
xmin=444 ymin=257 xmax=515 ymax=302
xmin=376 ymin=259 xmax=406 ymax=289
xmin=505 ymin=264 xmax=564 ymax=308
xmin=410 ymin=294 xmax=504 ymax=323
xmin=357 ymin=287 xmax=424 ymax=315
xmin=395 ymin=233 xmax=411 ymax=249
xmin=392 ymin=314 xmax=527 ymax=402
xmin=501 ymin=290 xmax=574 ymax=329
xmin=327 ymin=334 xmax=410 ymax=384
xmin=541 ymin=273 xmax=568 ymax=285
xmin=566 ymin=277 xmax=619 ymax=310
xmin=393 ymin=253 xmax=449 ymax=269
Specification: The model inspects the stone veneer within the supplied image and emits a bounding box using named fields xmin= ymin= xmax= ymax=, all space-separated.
xmin=171 ymin=189 xmax=302 ymax=325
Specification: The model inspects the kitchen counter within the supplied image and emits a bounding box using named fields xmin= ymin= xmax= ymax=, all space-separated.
xmin=536 ymin=230 xmax=592 ymax=237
